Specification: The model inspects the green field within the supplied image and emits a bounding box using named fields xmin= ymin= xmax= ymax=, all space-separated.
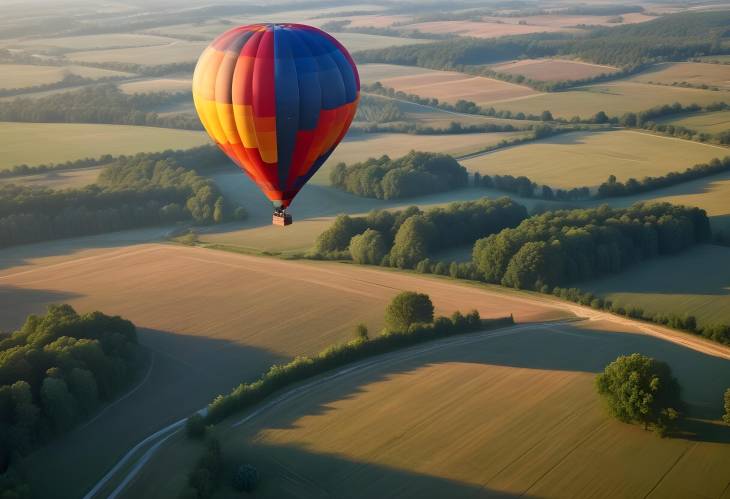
xmin=584 ymin=244 xmax=730 ymax=328
xmin=657 ymin=110 xmax=730 ymax=134
xmin=493 ymin=81 xmax=730 ymax=119
xmin=461 ymin=130 xmax=727 ymax=188
xmin=118 ymin=77 xmax=191 ymax=94
xmin=0 ymin=122 xmax=208 ymax=169
xmin=0 ymin=166 xmax=103 ymax=188
xmin=0 ymin=64 xmax=132 ymax=89
xmin=124 ymin=318 xmax=730 ymax=499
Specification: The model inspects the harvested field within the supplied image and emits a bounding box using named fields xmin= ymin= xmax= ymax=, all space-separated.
xmin=461 ymin=130 xmax=726 ymax=188
xmin=377 ymin=69 xmax=539 ymax=106
xmin=126 ymin=316 xmax=730 ymax=499
xmin=17 ymin=33 xmax=177 ymax=51
xmin=0 ymin=166 xmax=103 ymax=189
xmin=490 ymin=58 xmax=619 ymax=82
xmin=493 ymin=81 xmax=730 ymax=119
xmin=358 ymin=63 xmax=445 ymax=84
xmin=118 ymin=77 xmax=191 ymax=94
xmin=0 ymin=243 xmax=570 ymax=499
xmin=631 ymin=62 xmax=730 ymax=90
xmin=68 ymin=41 xmax=208 ymax=65
xmin=401 ymin=20 xmax=572 ymax=38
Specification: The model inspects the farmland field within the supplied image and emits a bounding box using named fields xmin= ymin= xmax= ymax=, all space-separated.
xmin=0 ymin=166 xmax=103 ymax=189
xmin=0 ymin=243 xmax=570 ymax=499
xmin=375 ymin=68 xmax=539 ymax=106
xmin=325 ymin=32 xmax=429 ymax=52
xmin=68 ymin=41 xmax=208 ymax=65
xmin=359 ymin=63 xmax=447 ymax=84
xmin=125 ymin=316 xmax=730 ymax=499
xmin=118 ymin=77 xmax=191 ymax=94
xmin=631 ymin=62 xmax=730 ymax=89
xmin=657 ymin=110 xmax=730 ymax=133
xmin=0 ymin=122 xmax=208 ymax=169
xmin=14 ymin=33 xmax=177 ymax=51
xmin=313 ymin=131 xmax=520 ymax=183
xmin=490 ymin=58 xmax=619 ymax=82
xmin=400 ymin=20 xmax=574 ymax=38
xmin=460 ymin=130 xmax=726 ymax=188
xmin=493 ymin=81 xmax=730 ymax=119
xmin=0 ymin=64 xmax=132 ymax=89
xmin=583 ymin=244 xmax=730 ymax=328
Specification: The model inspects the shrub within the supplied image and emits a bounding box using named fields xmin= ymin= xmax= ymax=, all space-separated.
xmin=355 ymin=323 xmax=369 ymax=341
xmin=724 ymin=388 xmax=730 ymax=424
xmin=385 ymin=292 xmax=435 ymax=331
xmin=349 ymin=229 xmax=387 ymax=264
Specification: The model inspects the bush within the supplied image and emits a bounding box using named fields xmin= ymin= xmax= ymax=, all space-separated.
xmin=385 ymin=292 xmax=434 ymax=331
xmin=595 ymin=353 xmax=683 ymax=435
xmin=355 ymin=323 xmax=369 ymax=341
xmin=232 ymin=464 xmax=260 ymax=493
xmin=186 ymin=413 xmax=206 ymax=439
xmin=349 ymin=229 xmax=387 ymax=264
xmin=724 ymin=388 xmax=730 ymax=424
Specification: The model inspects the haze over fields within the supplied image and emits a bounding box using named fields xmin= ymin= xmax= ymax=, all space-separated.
xmin=1 ymin=1 xmax=730 ymax=498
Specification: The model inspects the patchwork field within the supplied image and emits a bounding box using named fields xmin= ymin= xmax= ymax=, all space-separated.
xmin=0 ymin=242 xmax=570 ymax=499
xmin=492 ymin=81 xmax=730 ymax=119
xmin=14 ymin=33 xmax=177 ymax=51
xmin=0 ymin=64 xmax=132 ymax=89
xmin=400 ymin=20 xmax=573 ymax=38
xmin=313 ymin=131 xmax=515 ymax=183
xmin=126 ymin=317 xmax=730 ymax=499
xmin=358 ymin=63 xmax=446 ymax=84
xmin=657 ymin=110 xmax=730 ymax=133
xmin=375 ymin=68 xmax=539 ymax=106
xmin=68 ymin=40 xmax=208 ymax=65
xmin=631 ymin=62 xmax=730 ymax=90
xmin=481 ymin=13 xmax=657 ymax=28
xmin=461 ymin=130 xmax=726 ymax=188
xmin=0 ymin=122 xmax=207 ymax=169
xmin=584 ymin=244 xmax=730 ymax=328
xmin=330 ymin=32 xmax=430 ymax=52
xmin=490 ymin=58 xmax=619 ymax=82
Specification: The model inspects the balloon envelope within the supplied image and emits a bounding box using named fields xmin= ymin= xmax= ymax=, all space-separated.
xmin=192 ymin=23 xmax=360 ymax=208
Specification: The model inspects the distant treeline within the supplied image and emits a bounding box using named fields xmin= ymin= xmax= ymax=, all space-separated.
xmin=314 ymin=198 xmax=528 ymax=267
xmin=0 ymin=84 xmax=201 ymax=130
xmin=616 ymin=102 xmax=730 ymax=145
xmin=354 ymin=11 xmax=730 ymax=74
xmin=330 ymin=151 xmax=469 ymax=200
xmin=320 ymin=20 xmax=452 ymax=40
xmin=2 ymin=145 xmax=227 ymax=179
xmin=597 ymin=156 xmax=730 ymax=198
xmin=0 ymin=305 xmax=140 ymax=484
xmin=475 ymin=172 xmax=591 ymax=201
xmin=0 ymin=152 xmax=244 ymax=248
xmin=0 ymin=73 xmax=126 ymax=98
xmin=354 ymin=120 xmax=523 ymax=135
xmin=473 ymin=203 xmax=710 ymax=289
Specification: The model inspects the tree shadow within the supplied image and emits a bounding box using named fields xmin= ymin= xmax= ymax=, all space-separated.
xmin=224 ymin=441 xmax=535 ymax=499
xmin=0 ymin=286 xmax=83 ymax=331
xmin=245 ymin=322 xmax=730 ymax=438
xmin=24 ymin=328 xmax=287 ymax=499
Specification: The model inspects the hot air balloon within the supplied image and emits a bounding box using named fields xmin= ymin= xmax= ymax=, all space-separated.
xmin=192 ymin=23 xmax=360 ymax=226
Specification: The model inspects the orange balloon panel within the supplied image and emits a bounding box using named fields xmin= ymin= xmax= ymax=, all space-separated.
xmin=192 ymin=23 xmax=359 ymax=208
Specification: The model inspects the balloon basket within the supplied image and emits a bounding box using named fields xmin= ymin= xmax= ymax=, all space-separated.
xmin=272 ymin=211 xmax=292 ymax=227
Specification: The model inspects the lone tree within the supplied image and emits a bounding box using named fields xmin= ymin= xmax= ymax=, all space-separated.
xmin=595 ymin=353 xmax=682 ymax=435
xmin=385 ymin=292 xmax=434 ymax=331
xmin=724 ymin=388 xmax=730 ymax=424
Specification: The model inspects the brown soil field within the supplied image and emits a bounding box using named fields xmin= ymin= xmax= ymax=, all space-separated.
xmin=631 ymin=62 xmax=730 ymax=90
xmin=379 ymin=70 xmax=539 ymax=106
xmin=490 ymin=58 xmax=619 ymax=82
xmin=401 ymin=20 xmax=572 ymax=38
xmin=0 ymin=242 xmax=570 ymax=499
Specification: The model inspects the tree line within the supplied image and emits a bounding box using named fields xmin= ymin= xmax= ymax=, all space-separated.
xmin=0 ymin=84 xmax=201 ymax=130
xmin=329 ymin=151 xmax=469 ymax=200
xmin=0 ymin=153 xmax=245 ymax=248
xmin=475 ymin=172 xmax=592 ymax=201
xmin=1 ymin=144 xmax=227 ymax=179
xmin=0 ymin=305 xmax=140 ymax=496
xmin=314 ymin=197 xmax=528 ymax=268
xmin=597 ymin=156 xmax=730 ymax=198
xmin=354 ymin=11 xmax=730 ymax=79
xmin=472 ymin=203 xmax=710 ymax=290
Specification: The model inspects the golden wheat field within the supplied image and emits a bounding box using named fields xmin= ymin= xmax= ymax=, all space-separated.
xmin=490 ymin=58 xmax=619 ymax=82
xmin=0 ymin=242 xmax=569 ymax=499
